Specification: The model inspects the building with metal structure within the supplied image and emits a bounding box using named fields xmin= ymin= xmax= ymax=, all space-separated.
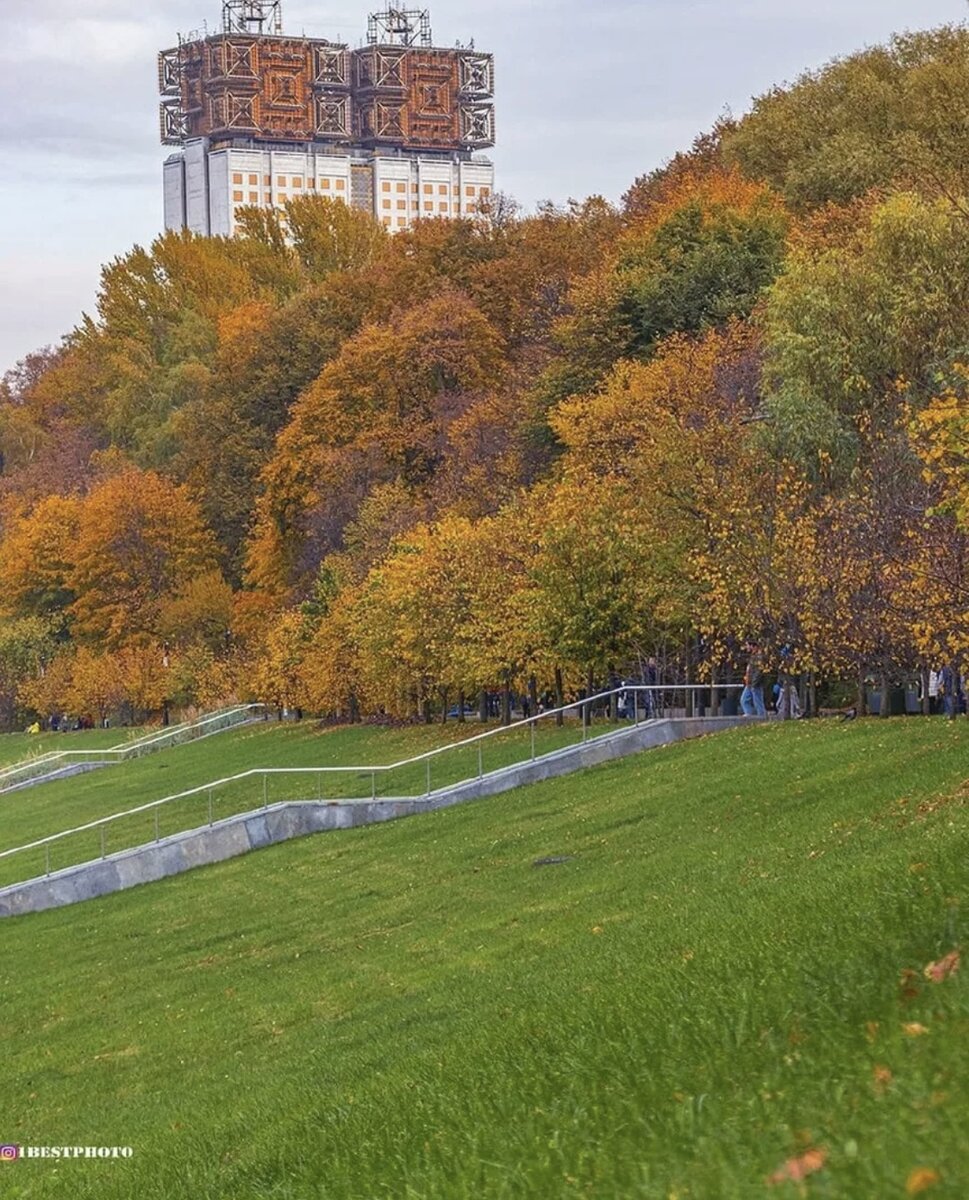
xmin=160 ymin=2 xmax=495 ymax=236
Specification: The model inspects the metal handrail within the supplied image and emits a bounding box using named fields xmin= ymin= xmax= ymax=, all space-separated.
xmin=0 ymin=686 xmax=743 ymax=878
xmin=0 ymin=705 xmax=269 ymax=791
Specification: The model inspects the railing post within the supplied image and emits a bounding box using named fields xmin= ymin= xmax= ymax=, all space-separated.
xmin=531 ymin=721 xmax=536 ymax=761
xmin=263 ymin=774 xmax=269 ymax=811
xmin=318 ymin=771 xmax=323 ymax=801
xmin=582 ymin=704 xmax=588 ymax=742
xmin=371 ymin=772 xmax=377 ymax=802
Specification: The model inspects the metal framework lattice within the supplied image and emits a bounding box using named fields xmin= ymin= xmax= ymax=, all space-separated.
xmin=367 ymin=7 xmax=432 ymax=47
xmin=222 ymin=0 xmax=283 ymax=35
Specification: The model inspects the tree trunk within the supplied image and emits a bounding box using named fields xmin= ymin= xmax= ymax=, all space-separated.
xmin=857 ymin=670 xmax=867 ymax=717
xmin=501 ymin=679 xmax=512 ymax=727
xmin=440 ymin=688 xmax=448 ymax=724
xmin=554 ymin=667 xmax=565 ymax=728
xmin=458 ymin=691 xmax=466 ymax=724
xmin=878 ymin=672 xmax=890 ymax=720
xmin=479 ymin=690 xmax=489 ymax=724
xmin=921 ymin=668 xmax=931 ymax=717
xmin=422 ymin=697 xmax=433 ymax=725
xmin=528 ymin=675 xmax=539 ymax=719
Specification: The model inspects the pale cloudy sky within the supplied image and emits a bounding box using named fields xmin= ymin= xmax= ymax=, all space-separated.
xmin=0 ymin=0 xmax=965 ymax=373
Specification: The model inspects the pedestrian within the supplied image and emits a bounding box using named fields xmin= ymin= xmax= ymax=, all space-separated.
xmin=940 ymin=662 xmax=960 ymax=721
xmin=741 ymin=643 xmax=767 ymax=718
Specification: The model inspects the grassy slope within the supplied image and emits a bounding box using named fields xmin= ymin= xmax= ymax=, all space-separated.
xmin=0 ymin=718 xmax=967 ymax=1200
xmin=0 ymin=728 xmax=149 ymax=769
xmin=0 ymin=718 xmax=580 ymax=884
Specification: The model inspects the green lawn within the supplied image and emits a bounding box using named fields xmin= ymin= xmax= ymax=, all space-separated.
xmin=0 ymin=727 xmax=150 ymax=770
xmin=0 ymin=717 xmax=966 ymax=1199
xmin=0 ymin=717 xmax=586 ymax=885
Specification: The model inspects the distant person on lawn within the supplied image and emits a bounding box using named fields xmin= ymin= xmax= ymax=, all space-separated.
xmin=741 ymin=643 xmax=767 ymax=718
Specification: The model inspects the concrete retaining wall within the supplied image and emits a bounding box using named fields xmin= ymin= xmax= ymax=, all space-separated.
xmin=0 ymin=717 xmax=748 ymax=918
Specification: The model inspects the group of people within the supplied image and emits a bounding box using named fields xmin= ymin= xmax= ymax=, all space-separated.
xmin=741 ymin=643 xmax=801 ymax=720
xmin=929 ymin=665 xmax=965 ymax=720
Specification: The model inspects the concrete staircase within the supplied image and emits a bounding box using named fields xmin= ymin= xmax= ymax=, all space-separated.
xmin=0 ymin=717 xmax=747 ymax=918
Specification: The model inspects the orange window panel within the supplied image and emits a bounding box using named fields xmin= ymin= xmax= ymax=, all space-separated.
xmin=321 ymin=178 xmax=331 ymax=189
xmin=233 ymin=190 xmax=244 ymax=202
xmin=233 ymin=172 xmax=243 ymax=184
xmin=248 ymin=173 xmax=258 ymax=185
xmin=335 ymin=179 xmax=346 ymax=190
xmin=249 ymin=191 xmax=259 ymax=202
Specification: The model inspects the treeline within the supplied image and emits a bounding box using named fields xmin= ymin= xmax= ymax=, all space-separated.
xmin=3 ymin=26 xmax=969 ymax=727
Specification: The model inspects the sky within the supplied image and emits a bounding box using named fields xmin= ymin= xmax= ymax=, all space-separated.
xmin=0 ymin=0 xmax=966 ymax=374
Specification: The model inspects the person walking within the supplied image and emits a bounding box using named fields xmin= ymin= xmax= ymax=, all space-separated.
xmin=940 ymin=662 xmax=960 ymax=721
xmin=741 ymin=642 xmax=767 ymax=718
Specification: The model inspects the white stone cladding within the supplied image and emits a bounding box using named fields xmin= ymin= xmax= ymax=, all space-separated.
xmin=164 ymin=140 xmax=494 ymax=237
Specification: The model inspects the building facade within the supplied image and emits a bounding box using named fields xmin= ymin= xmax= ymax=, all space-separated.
xmin=160 ymin=3 xmax=495 ymax=236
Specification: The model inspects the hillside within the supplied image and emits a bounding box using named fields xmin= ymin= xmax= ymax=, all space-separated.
xmin=0 ymin=718 xmax=966 ymax=1199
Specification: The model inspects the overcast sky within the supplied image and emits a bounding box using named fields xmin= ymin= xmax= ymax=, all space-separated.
xmin=1 ymin=0 xmax=966 ymax=373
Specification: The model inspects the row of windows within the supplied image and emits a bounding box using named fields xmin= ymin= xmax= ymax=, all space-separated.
xmin=231 ymin=171 xmax=348 ymax=191
xmin=379 ymin=180 xmax=491 ymax=197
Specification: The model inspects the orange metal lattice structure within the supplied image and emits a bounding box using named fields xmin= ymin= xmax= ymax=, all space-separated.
xmin=160 ymin=27 xmax=494 ymax=152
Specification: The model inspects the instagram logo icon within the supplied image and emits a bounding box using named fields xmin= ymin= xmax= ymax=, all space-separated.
xmin=0 ymin=1146 xmax=20 ymax=1162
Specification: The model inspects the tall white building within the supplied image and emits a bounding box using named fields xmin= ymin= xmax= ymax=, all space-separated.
xmin=164 ymin=142 xmax=494 ymax=236
xmin=160 ymin=4 xmax=496 ymax=237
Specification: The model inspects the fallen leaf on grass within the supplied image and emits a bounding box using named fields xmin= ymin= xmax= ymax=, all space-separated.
xmin=767 ymin=1148 xmax=827 ymax=1185
xmin=924 ymin=950 xmax=960 ymax=983
xmin=906 ymin=1167 xmax=941 ymax=1195
xmin=591 ymin=926 xmax=604 ymax=935
xmin=872 ymin=1064 xmax=893 ymax=1093
xmin=903 ymin=1023 xmax=929 ymax=1038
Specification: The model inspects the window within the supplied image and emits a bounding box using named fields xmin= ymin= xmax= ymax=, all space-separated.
xmin=439 ymin=185 xmax=448 ymax=195
xmin=466 ymin=187 xmax=476 ymax=197
xmin=397 ymin=200 xmax=407 ymax=211
xmin=382 ymin=181 xmax=392 ymax=193
xmin=382 ymin=199 xmax=392 ymax=210
xmin=233 ymin=190 xmax=244 ymax=202
xmin=233 ymin=173 xmax=243 ymax=185
xmin=249 ymin=191 xmax=259 ymax=203
xmin=424 ymin=184 xmax=433 ymax=195
xmin=248 ymin=173 xmax=258 ymax=185
xmin=413 ymin=183 xmax=419 ymax=193
xmin=481 ymin=188 xmax=491 ymax=198
xmin=292 ymin=177 xmax=303 ymax=189
xmin=439 ymin=203 xmax=448 ymax=212
xmin=321 ymin=178 xmax=331 ymax=189
xmin=335 ymin=179 xmax=346 ymax=191
xmin=424 ymin=201 xmax=433 ymax=211
xmin=397 ymin=182 xmax=406 ymax=193
xmin=277 ymin=176 xmax=287 ymax=187
xmin=382 ymin=216 xmax=392 ymax=226
xmin=264 ymin=175 xmax=271 ymax=186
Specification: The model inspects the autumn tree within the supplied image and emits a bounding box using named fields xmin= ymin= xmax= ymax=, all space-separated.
xmin=68 ymin=470 xmax=219 ymax=648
